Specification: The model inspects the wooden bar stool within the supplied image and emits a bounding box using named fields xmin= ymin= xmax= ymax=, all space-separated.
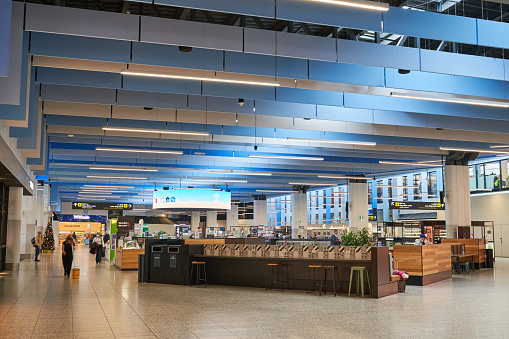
xmin=265 ymin=263 xmax=284 ymax=291
xmin=348 ymin=266 xmax=371 ymax=297
xmin=319 ymin=266 xmax=340 ymax=297
xmin=306 ymin=265 xmax=323 ymax=293
xmin=190 ymin=261 xmax=207 ymax=288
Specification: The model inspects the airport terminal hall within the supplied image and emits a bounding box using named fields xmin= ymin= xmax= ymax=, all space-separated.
xmin=2 ymin=0 xmax=509 ymax=338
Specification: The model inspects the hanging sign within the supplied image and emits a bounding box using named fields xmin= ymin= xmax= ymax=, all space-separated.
xmin=389 ymin=201 xmax=445 ymax=210
xmin=72 ymin=202 xmax=133 ymax=210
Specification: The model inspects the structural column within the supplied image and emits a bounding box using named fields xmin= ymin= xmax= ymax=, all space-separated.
xmin=348 ymin=182 xmax=368 ymax=232
xmin=291 ymin=192 xmax=307 ymax=238
xmin=191 ymin=211 xmax=200 ymax=235
xmin=445 ymin=165 xmax=471 ymax=238
xmin=226 ymin=204 xmax=238 ymax=231
xmin=253 ymin=196 xmax=267 ymax=226
xmin=6 ymin=187 xmax=23 ymax=270
xmin=206 ymin=211 xmax=218 ymax=228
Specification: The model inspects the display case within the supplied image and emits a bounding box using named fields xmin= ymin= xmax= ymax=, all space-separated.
xmin=374 ymin=221 xmax=447 ymax=248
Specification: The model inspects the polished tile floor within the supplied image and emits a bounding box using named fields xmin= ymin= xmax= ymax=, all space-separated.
xmin=0 ymin=246 xmax=506 ymax=339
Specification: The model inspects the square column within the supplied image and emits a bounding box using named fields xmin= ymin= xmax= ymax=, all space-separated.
xmin=348 ymin=182 xmax=368 ymax=232
xmin=253 ymin=199 xmax=267 ymax=226
xmin=291 ymin=192 xmax=307 ymax=238
xmin=6 ymin=187 xmax=23 ymax=270
xmin=445 ymin=165 xmax=471 ymax=238
xmin=191 ymin=211 xmax=200 ymax=234
xmin=226 ymin=205 xmax=238 ymax=232
xmin=206 ymin=211 xmax=218 ymax=228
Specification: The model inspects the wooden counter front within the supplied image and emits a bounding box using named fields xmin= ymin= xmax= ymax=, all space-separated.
xmin=392 ymin=244 xmax=452 ymax=286
xmin=114 ymin=248 xmax=144 ymax=270
xmin=441 ymin=239 xmax=486 ymax=266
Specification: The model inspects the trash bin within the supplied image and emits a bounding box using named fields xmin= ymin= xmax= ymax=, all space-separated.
xmin=485 ymin=249 xmax=494 ymax=268
xmin=164 ymin=245 xmax=184 ymax=285
xmin=149 ymin=245 xmax=166 ymax=283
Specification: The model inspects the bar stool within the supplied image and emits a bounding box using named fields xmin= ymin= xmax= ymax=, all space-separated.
xmin=306 ymin=265 xmax=323 ymax=293
xmin=265 ymin=263 xmax=284 ymax=291
xmin=459 ymin=262 xmax=470 ymax=274
xmin=467 ymin=261 xmax=476 ymax=272
xmin=348 ymin=266 xmax=371 ymax=298
xmin=190 ymin=261 xmax=207 ymax=288
xmin=319 ymin=266 xmax=340 ymax=297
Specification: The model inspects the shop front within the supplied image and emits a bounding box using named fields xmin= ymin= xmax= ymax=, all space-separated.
xmin=56 ymin=214 xmax=107 ymax=244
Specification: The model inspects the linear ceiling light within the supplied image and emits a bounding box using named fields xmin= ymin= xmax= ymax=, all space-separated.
xmin=191 ymin=179 xmax=248 ymax=183
xmin=379 ymin=161 xmax=443 ymax=167
xmin=256 ymin=190 xmax=299 ymax=193
xmin=248 ymin=154 xmax=324 ymax=161
xmin=312 ymin=0 xmax=389 ymax=11
xmin=83 ymin=185 xmax=135 ymax=189
xmin=90 ymin=166 xmax=159 ymax=172
xmin=288 ymin=182 xmax=337 ymax=186
xmin=439 ymin=147 xmax=509 ymax=155
xmin=121 ymin=70 xmax=280 ymax=87
xmin=96 ymin=147 xmax=184 ymax=155
xmin=80 ymin=190 xmax=130 ymax=193
xmin=470 ymin=188 xmax=492 ymax=191
xmin=317 ymin=175 xmax=373 ymax=180
xmin=490 ymin=145 xmax=509 ymax=149
xmin=288 ymin=137 xmax=376 ymax=146
xmin=375 ymin=185 xmax=420 ymax=188
xmin=209 ymin=170 xmax=272 ymax=176
xmin=86 ymin=175 xmax=147 ymax=180
xmin=102 ymin=127 xmax=209 ymax=137
xmin=173 ymin=188 xmax=221 ymax=191
xmin=390 ymin=92 xmax=509 ymax=108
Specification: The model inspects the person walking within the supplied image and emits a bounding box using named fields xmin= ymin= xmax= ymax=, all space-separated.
xmin=34 ymin=231 xmax=43 ymax=261
xmin=62 ymin=236 xmax=74 ymax=277
xmin=330 ymin=229 xmax=340 ymax=246
xmin=72 ymin=232 xmax=77 ymax=243
xmin=93 ymin=234 xmax=103 ymax=264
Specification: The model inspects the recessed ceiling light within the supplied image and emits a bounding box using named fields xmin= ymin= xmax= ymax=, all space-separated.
xmin=288 ymin=182 xmax=337 ymax=186
xmin=86 ymin=175 xmax=147 ymax=180
xmin=190 ymin=179 xmax=248 ymax=183
xmin=391 ymin=92 xmax=509 ymax=108
xmin=379 ymin=161 xmax=443 ymax=167
xmin=248 ymin=154 xmax=324 ymax=161
xmin=89 ymin=166 xmax=158 ymax=172
xmin=209 ymin=170 xmax=272 ymax=176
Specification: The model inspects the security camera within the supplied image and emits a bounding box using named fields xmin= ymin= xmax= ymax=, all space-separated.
xmin=238 ymin=98 xmax=245 ymax=106
xmin=254 ymin=145 xmax=258 ymax=151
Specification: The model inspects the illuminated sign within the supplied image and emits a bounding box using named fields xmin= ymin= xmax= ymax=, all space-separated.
xmin=72 ymin=202 xmax=133 ymax=210
xmin=153 ymin=190 xmax=231 ymax=210
xmin=389 ymin=201 xmax=445 ymax=210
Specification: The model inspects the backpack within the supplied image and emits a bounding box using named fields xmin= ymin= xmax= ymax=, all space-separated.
xmin=31 ymin=237 xmax=36 ymax=246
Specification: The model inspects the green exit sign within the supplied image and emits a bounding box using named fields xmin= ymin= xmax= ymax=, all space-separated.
xmin=359 ymin=216 xmax=364 ymax=219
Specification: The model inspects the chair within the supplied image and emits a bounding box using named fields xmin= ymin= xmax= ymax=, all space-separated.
xmin=306 ymin=265 xmax=323 ymax=294
xmin=348 ymin=266 xmax=371 ymax=298
xmin=319 ymin=266 xmax=340 ymax=297
xmin=459 ymin=262 xmax=470 ymax=274
xmin=265 ymin=263 xmax=284 ymax=291
xmin=189 ymin=261 xmax=207 ymax=288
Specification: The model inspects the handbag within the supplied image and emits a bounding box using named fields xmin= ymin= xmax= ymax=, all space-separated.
xmin=90 ymin=243 xmax=97 ymax=254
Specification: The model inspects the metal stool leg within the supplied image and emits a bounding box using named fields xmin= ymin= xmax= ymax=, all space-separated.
xmin=332 ymin=269 xmax=337 ymax=297
xmin=203 ymin=264 xmax=207 ymax=287
xmin=365 ymin=269 xmax=371 ymax=296
xmin=335 ymin=268 xmax=341 ymax=296
xmin=189 ymin=264 xmax=194 ymax=286
xmin=196 ymin=264 xmax=200 ymax=286
xmin=348 ymin=269 xmax=354 ymax=297
xmin=319 ymin=269 xmax=324 ymax=296
xmin=265 ymin=265 xmax=270 ymax=289
xmin=360 ymin=269 xmax=364 ymax=298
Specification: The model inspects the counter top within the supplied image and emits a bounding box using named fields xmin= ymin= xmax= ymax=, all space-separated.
xmin=195 ymin=254 xmax=369 ymax=262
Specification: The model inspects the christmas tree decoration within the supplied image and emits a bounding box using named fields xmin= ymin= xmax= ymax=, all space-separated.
xmin=42 ymin=222 xmax=55 ymax=252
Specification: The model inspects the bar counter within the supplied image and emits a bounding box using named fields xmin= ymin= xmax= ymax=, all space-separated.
xmin=392 ymin=244 xmax=452 ymax=285
xmin=114 ymin=248 xmax=144 ymax=270
xmin=192 ymin=246 xmax=397 ymax=298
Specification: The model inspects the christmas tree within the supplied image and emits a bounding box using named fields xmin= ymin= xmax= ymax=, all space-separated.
xmin=42 ymin=222 xmax=55 ymax=251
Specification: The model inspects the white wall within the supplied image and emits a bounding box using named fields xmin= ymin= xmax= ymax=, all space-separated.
xmin=471 ymin=191 xmax=509 ymax=257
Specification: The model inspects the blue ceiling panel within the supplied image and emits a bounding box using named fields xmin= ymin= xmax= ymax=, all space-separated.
xmin=309 ymin=61 xmax=385 ymax=87
xmin=46 ymin=115 xmax=107 ymax=127
xmin=206 ymin=96 xmax=255 ymax=115
xmin=403 ymin=98 xmax=509 ymax=120
xmin=385 ymin=68 xmax=453 ymax=94
xmin=41 ymin=84 xmax=117 ymax=105
xmin=122 ymin=75 xmax=202 ymax=95
xmin=202 ymin=82 xmax=276 ymax=101
xmin=117 ymin=89 xmax=188 ymax=109
xmin=344 ymin=93 xmax=406 ymax=112
xmin=373 ymin=110 xmax=428 ymax=128
xmin=276 ymin=87 xmax=343 ymax=106
xmin=108 ymin=119 xmax=168 ymax=129
xmin=477 ymin=19 xmax=509 ymax=50
xmin=36 ymin=67 xmax=122 ymax=89
xmin=383 ymin=7 xmax=477 ymax=45
xmin=154 ymin=0 xmax=275 ymax=18
xmin=276 ymin=0 xmax=382 ymax=32
xmin=11 ymin=80 xmax=39 ymax=142
xmin=0 ymin=0 xmax=12 ymax=77
xmin=276 ymin=57 xmax=308 ymax=80
xmin=132 ymin=42 xmax=223 ymax=71
xmin=255 ymin=100 xmax=315 ymax=119
xmin=31 ymin=32 xmax=130 ymax=63
xmin=225 ymin=52 xmax=276 ymax=77
xmin=453 ymin=76 xmax=506 ymax=100
xmin=316 ymin=106 xmax=373 ymax=124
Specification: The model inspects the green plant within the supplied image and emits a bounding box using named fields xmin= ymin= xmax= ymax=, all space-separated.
xmin=156 ymin=231 xmax=167 ymax=238
xmin=341 ymin=228 xmax=371 ymax=247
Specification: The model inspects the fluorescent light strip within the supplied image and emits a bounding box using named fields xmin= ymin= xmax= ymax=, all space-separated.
xmin=312 ymin=0 xmax=389 ymax=11
xmin=80 ymin=190 xmax=130 ymax=193
xmin=90 ymin=166 xmax=158 ymax=172
xmin=470 ymin=189 xmax=492 ymax=192
xmin=248 ymin=154 xmax=324 ymax=161
xmin=375 ymin=185 xmax=420 ymax=188
xmin=490 ymin=145 xmax=509 ymax=149
xmin=256 ymin=190 xmax=299 ymax=193
xmin=132 ymin=208 xmax=150 ymax=211
xmin=77 ymin=198 xmax=106 ymax=201
xmin=172 ymin=188 xmax=221 ymax=191
xmin=288 ymin=137 xmax=376 ymax=146
xmin=391 ymin=92 xmax=509 ymax=108
xmin=317 ymin=175 xmax=372 ymax=180
xmin=379 ymin=161 xmax=443 ymax=167
xmin=439 ymin=147 xmax=509 ymax=155
xmin=191 ymin=179 xmax=248 ymax=183
xmin=209 ymin=170 xmax=272 ymax=176
xmin=96 ymin=147 xmax=184 ymax=155
xmin=288 ymin=182 xmax=338 ymax=186
xmin=102 ymin=127 xmax=209 ymax=137
xmin=121 ymin=71 xmax=280 ymax=87
xmin=84 ymin=185 xmax=135 ymax=189
xmin=87 ymin=175 xmax=147 ymax=180
xmin=79 ymin=191 xmax=112 ymax=194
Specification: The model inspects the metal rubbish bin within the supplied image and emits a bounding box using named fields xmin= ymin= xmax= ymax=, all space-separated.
xmin=485 ymin=249 xmax=494 ymax=268
xmin=138 ymin=254 xmax=145 ymax=283
xmin=149 ymin=245 xmax=166 ymax=283
xmin=164 ymin=245 xmax=184 ymax=284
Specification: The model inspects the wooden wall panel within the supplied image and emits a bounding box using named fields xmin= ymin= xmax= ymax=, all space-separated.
xmin=422 ymin=244 xmax=451 ymax=276
xmin=392 ymin=245 xmax=423 ymax=276
xmin=442 ymin=239 xmax=486 ymax=263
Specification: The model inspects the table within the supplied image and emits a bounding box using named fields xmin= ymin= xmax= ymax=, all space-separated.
xmin=451 ymin=254 xmax=475 ymax=274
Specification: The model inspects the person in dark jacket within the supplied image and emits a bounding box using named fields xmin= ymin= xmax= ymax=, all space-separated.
xmin=62 ymin=236 xmax=74 ymax=277
xmin=330 ymin=230 xmax=340 ymax=246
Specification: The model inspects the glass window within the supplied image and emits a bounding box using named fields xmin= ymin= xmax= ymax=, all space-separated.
xmin=376 ymin=180 xmax=383 ymax=203
xmin=469 ymin=166 xmax=476 ymax=190
xmin=388 ymin=178 xmax=393 ymax=201
xmin=403 ymin=176 xmax=408 ymax=201
xmin=427 ymin=171 xmax=437 ymax=197
xmin=485 ymin=161 xmax=501 ymax=190
xmin=413 ymin=174 xmax=422 ymax=200
xmin=368 ymin=182 xmax=372 ymax=202
xmin=476 ymin=164 xmax=486 ymax=190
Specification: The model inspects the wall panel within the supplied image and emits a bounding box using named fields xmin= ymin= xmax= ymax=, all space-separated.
xmin=276 ymin=32 xmax=336 ymax=62
xmin=154 ymin=0 xmax=275 ymax=18
xmin=309 ymin=61 xmax=385 ymax=87
xmin=477 ymin=19 xmax=509 ymax=50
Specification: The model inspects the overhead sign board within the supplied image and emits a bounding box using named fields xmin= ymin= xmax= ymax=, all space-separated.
xmin=72 ymin=202 xmax=133 ymax=210
xmin=389 ymin=201 xmax=445 ymax=210
xmin=153 ymin=189 xmax=231 ymax=210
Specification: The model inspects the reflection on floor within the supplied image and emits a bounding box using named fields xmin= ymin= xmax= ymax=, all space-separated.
xmin=0 ymin=246 xmax=506 ymax=338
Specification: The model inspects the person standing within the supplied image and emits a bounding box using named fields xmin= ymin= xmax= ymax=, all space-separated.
xmin=72 ymin=232 xmax=77 ymax=243
xmin=62 ymin=236 xmax=74 ymax=277
xmin=93 ymin=235 xmax=103 ymax=264
xmin=34 ymin=231 xmax=43 ymax=261
xmin=330 ymin=230 xmax=340 ymax=246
